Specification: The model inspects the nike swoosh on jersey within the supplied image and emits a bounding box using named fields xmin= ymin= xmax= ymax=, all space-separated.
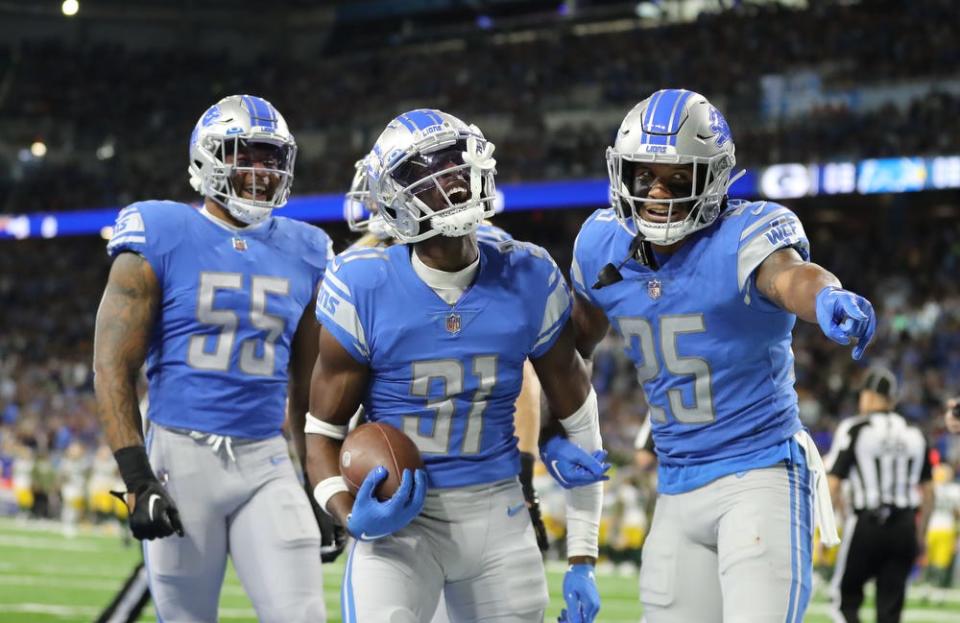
xmin=148 ymin=494 xmax=161 ymax=522
xmin=507 ymin=503 xmax=526 ymax=517
xmin=359 ymin=531 xmax=389 ymax=541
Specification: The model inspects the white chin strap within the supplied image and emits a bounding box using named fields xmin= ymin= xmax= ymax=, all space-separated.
xmin=430 ymin=202 xmax=484 ymax=237
xmin=637 ymin=214 xmax=693 ymax=246
xmin=226 ymin=198 xmax=273 ymax=225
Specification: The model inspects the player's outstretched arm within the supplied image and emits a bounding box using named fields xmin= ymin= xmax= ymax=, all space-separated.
xmin=306 ymin=326 xmax=369 ymax=528
xmin=93 ymin=252 xmax=183 ymax=540
xmin=756 ymin=247 xmax=876 ymax=359
xmin=532 ymin=321 xmax=603 ymax=623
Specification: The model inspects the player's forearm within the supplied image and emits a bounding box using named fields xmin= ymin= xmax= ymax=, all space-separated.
xmin=93 ymin=366 xmax=145 ymax=450
xmin=305 ymin=434 xmax=353 ymax=525
xmin=763 ymin=262 xmax=840 ymax=323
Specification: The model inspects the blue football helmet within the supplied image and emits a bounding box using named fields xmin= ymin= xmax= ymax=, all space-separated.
xmin=607 ymin=89 xmax=743 ymax=245
xmin=188 ymin=95 xmax=297 ymax=225
xmin=366 ymin=109 xmax=497 ymax=243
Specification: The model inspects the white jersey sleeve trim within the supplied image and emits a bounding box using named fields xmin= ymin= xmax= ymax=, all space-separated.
xmin=736 ymin=212 xmax=808 ymax=292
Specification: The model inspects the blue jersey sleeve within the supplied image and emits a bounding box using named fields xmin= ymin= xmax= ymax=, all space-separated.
xmin=507 ymin=242 xmax=572 ymax=359
xmin=476 ymin=222 xmax=513 ymax=245
xmin=276 ymin=217 xmax=334 ymax=297
xmin=315 ymin=247 xmax=388 ymax=364
xmin=730 ymin=200 xmax=810 ymax=296
xmin=105 ymin=200 xmax=189 ymax=282
xmin=570 ymin=209 xmax=617 ymax=307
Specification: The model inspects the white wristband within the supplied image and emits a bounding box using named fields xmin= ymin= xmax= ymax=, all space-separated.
xmin=305 ymin=412 xmax=348 ymax=440
xmin=561 ymin=387 xmax=603 ymax=558
xmin=559 ymin=387 xmax=602 ymax=452
xmin=313 ymin=476 xmax=349 ymax=515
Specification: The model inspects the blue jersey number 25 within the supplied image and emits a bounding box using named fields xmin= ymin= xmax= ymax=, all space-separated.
xmin=619 ymin=315 xmax=716 ymax=425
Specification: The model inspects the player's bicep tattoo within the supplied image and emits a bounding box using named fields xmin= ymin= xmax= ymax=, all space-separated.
xmin=93 ymin=252 xmax=159 ymax=448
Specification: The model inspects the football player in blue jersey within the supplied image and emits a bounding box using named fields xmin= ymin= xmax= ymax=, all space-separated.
xmin=569 ymin=89 xmax=877 ymax=623
xmin=307 ymin=109 xmax=608 ymax=623
xmin=344 ymin=155 xmax=553 ymax=561
xmin=93 ymin=95 xmax=332 ymax=622
xmin=344 ymin=157 xmax=556 ymax=623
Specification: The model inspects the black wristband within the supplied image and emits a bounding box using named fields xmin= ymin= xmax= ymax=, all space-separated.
xmin=114 ymin=446 xmax=158 ymax=492
xmin=519 ymin=451 xmax=536 ymax=500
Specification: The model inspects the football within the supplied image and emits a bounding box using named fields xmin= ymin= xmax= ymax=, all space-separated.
xmin=339 ymin=423 xmax=425 ymax=501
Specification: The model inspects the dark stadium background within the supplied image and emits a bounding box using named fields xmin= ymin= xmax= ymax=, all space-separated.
xmin=0 ymin=1 xmax=958 ymax=621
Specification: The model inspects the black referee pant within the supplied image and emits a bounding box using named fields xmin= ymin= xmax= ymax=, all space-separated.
xmin=833 ymin=507 xmax=918 ymax=623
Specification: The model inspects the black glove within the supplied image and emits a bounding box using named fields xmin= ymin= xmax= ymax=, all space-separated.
xmin=112 ymin=446 xmax=184 ymax=541
xmin=520 ymin=451 xmax=550 ymax=552
xmin=304 ymin=481 xmax=347 ymax=563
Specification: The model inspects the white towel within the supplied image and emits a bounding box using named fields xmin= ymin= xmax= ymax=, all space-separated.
xmin=794 ymin=430 xmax=840 ymax=547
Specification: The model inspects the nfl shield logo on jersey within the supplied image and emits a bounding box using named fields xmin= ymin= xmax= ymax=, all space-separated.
xmin=647 ymin=279 xmax=662 ymax=299
xmin=445 ymin=313 xmax=461 ymax=334
xmin=232 ymin=237 xmax=247 ymax=252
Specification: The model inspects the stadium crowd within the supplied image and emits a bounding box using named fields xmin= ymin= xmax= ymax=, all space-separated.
xmin=1 ymin=0 xmax=958 ymax=213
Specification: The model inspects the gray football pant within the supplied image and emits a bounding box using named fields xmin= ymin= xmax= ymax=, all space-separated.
xmin=341 ymin=478 xmax=548 ymax=622
xmin=144 ymin=424 xmax=326 ymax=623
xmin=640 ymin=460 xmax=814 ymax=623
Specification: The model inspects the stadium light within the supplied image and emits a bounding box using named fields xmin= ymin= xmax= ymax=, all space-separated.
xmin=96 ymin=141 xmax=115 ymax=161
xmin=30 ymin=141 xmax=47 ymax=158
xmin=62 ymin=0 xmax=79 ymax=17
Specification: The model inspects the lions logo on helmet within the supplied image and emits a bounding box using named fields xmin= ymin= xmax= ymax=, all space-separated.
xmin=607 ymin=89 xmax=744 ymax=245
xmin=188 ymin=94 xmax=297 ymax=225
xmin=366 ymin=109 xmax=497 ymax=243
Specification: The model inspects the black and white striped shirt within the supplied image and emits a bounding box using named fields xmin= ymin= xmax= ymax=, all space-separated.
xmin=826 ymin=411 xmax=932 ymax=511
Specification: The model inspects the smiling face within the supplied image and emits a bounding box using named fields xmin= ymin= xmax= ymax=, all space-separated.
xmin=391 ymin=143 xmax=472 ymax=212
xmin=224 ymin=141 xmax=286 ymax=203
xmin=630 ymin=162 xmax=696 ymax=224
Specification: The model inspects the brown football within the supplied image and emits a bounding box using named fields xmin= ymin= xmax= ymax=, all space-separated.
xmin=339 ymin=423 xmax=425 ymax=501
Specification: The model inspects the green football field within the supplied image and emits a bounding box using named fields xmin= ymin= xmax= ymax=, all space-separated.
xmin=2 ymin=518 xmax=960 ymax=623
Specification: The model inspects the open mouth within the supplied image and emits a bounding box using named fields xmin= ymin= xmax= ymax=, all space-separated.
xmin=242 ymin=186 xmax=271 ymax=201
xmin=443 ymin=182 xmax=470 ymax=205
xmin=641 ymin=204 xmax=680 ymax=223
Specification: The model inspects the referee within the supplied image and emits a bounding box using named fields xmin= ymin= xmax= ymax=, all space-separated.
xmin=826 ymin=366 xmax=934 ymax=623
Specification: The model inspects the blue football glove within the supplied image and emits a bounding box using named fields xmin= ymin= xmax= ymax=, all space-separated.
xmin=558 ymin=564 xmax=601 ymax=623
xmin=346 ymin=466 xmax=427 ymax=541
xmin=540 ymin=436 xmax=611 ymax=490
xmin=815 ymin=286 xmax=876 ymax=360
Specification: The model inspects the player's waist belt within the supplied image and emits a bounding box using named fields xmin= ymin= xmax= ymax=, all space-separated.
xmin=162 ymin=424 xmax=261 ymax=463
xmin=794 ymin=431 xmax=840 ymax=547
